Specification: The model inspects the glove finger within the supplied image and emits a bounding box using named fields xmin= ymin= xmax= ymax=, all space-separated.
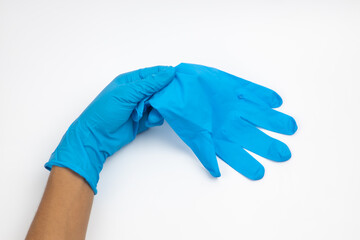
xmin=180 ymin=130 xmax=220 ymax=177
xmin=176 ymin=63 xmax=282 ymax=108
xmin=226 ymin=120 xmax=292 ymax=162
xmin=216 ymin=70 xmax=283 ymax=108
xmin=235 ymin=85 xmax=283 ymax=108
xmin=136 ymin=108 xmax=164 ymax=134
xmin=113 ymin=66 xmax=171 ymax=84
xmin=146 ymin=108 xmax=164 ymax=127
xmin=237 ymin=101 xmax=298 ymax=135
xmin=135 ymin=66 xmax=175 ymax=95
xmin=215 ymin=139 xmax=265 ymax=180
xmin=138 ymin=66 xmax=172 ymax=76
xmin=117 ymin=66 xmax=175 ymax=104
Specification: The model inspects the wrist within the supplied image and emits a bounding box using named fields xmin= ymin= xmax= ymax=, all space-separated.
xmin=45 ymin=126 xmax=105 ymax=194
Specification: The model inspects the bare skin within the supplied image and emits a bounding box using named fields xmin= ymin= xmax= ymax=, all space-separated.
xmin=26 ymin=166 xmax=94 ymax=240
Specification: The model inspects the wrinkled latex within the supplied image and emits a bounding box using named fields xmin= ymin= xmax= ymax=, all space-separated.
xmin=45 ymin=66 xmax=175 ymax=194
xmin=137 ymin=63 xmax=297 ymax=179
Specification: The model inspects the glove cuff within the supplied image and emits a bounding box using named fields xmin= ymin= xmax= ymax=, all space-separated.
xmin=44 ymin=125 xmax=105 ymax=194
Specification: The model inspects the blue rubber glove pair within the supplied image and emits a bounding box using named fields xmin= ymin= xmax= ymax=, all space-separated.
xmin=45 ymin=66 xmax=175 ymax=194
xmin=139 ymin=63 xmax=297 ymax=180
xmin=45 ymin=63 xmax=297 ymax=194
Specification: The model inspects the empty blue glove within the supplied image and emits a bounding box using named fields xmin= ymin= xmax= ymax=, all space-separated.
xmin=45 ymin=66 xmax=175 ymax=194
xmin=140 ymin=63 xmax=297 ymax=180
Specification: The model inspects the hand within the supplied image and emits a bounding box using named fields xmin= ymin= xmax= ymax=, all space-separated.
xmin=143 ymin=63 xmax=297 ymax=179
xmin=45 ymin=66 xmax=175 ymax=194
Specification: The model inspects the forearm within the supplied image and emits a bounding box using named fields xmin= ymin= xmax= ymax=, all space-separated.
xmin=26 ymin=166 xmax=94 ymax=240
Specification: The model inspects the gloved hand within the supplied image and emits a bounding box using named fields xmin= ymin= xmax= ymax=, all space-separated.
xmin=45 ymin=66 xmax=175 ymax=194
xmin=140 ymin=63 xmax=297 ymax=180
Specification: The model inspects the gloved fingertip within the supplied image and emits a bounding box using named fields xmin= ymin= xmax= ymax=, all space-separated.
xmin=148 ymin=108 xmax=163 ymax=123
xmin=145 ymin=109 xmax=164 ymax=127
xmin=138 ymin=65 xmax=174 ymax=78
xmin=209 ymin=169 xmax=221 ymax=178
xmin=289 ymin=117 xmax=298 ymax=135
xmin=142 ymin=67 xmax=175 ymax=93
xmin=272 ymin=92 xmax=283 ymax=108
xmin=157 ymin=65 xmax=175 ymax=73
xmin=155 ymin=66 xmax=175 ymax=82
xmin=206 ymin=163 xmax=221 ymax=177
xmin=277 ymin=143 xmax=292 ymax=162
xmin=250 ymin=165 xmax=265 ymax=180
xmin=146 ymin=118 xmax=164 ymax=127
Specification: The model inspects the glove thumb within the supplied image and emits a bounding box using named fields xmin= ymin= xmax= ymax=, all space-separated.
xmin=181 ymin=131 xmax=221 ymax=177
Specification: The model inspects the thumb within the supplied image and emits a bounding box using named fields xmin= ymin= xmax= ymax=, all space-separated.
xmin=180 ymin=131 xmax=221 ymax=177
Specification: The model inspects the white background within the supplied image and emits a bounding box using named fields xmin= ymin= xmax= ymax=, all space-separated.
xmin=1 ymin=0 xmax=359 ymax=239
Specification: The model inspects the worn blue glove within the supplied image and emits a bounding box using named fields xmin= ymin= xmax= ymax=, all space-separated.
xmin=140 ymin=63 xmax=297 ymax=180
xmin=45 ymin=66 xmax=175 ymax=194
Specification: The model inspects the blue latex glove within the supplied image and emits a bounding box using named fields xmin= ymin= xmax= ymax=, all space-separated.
xmin=141 ymin=63 xmax=297 ymax=180
xmin=45 ymin=66 xmax=175 ymax=194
